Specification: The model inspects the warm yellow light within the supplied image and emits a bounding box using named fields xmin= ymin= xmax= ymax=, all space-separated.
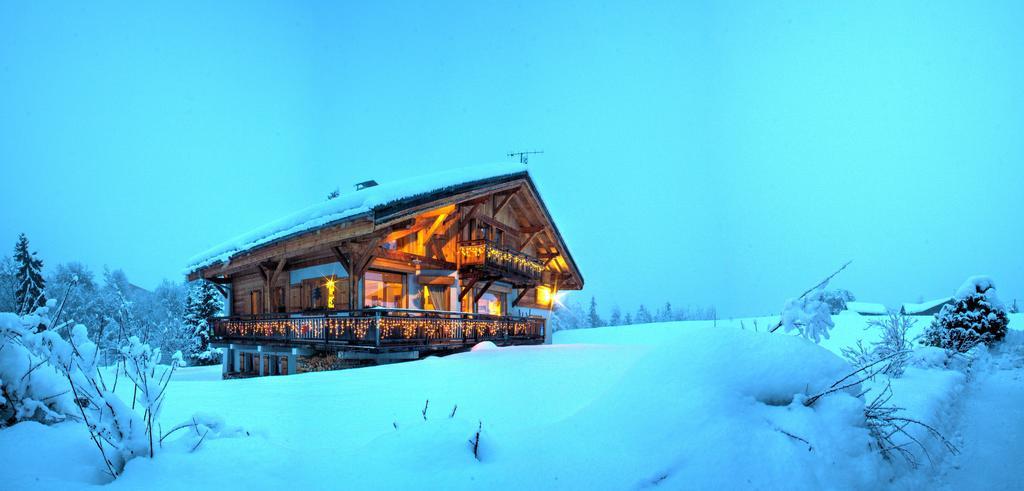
xmin=325 ymin=278 xmax=337 ymax=309
xmin=536 ymin=285 xmax=553 ymax=306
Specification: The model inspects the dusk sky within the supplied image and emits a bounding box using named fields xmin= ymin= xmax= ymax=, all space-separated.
xmin=2 ymin=1 xmax=1022 ymax=317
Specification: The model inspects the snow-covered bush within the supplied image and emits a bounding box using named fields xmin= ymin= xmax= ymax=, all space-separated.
xmin=923 ymin=276 xmax=1009 ymax=353
xmin=771 ymin=262 xmax=850 ymax=343
xmin=0 ymin=305 xmax=76 ymax=427
xmin=54 ymin=325 xmax=155 ymax=475
xmin=842 ymin=313 xmax=915 ymax=377
xmin=780 ymin=285 xmax=835 ymax=343
xmin=1 ymin=297 xmax=239 ymax=478
xmin=821 ymin=289 xmax=855 ymax=315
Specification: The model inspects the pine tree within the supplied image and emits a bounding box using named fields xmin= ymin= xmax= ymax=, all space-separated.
xmin=13 ymin=234 xmax=45 ymax=315
xmin=658 ymin=301 xmax=673 ymax=322
xmin=636 ymin=304 xmax=653 ymax=324
xmin=183 ymin=280 xmax=224 ymax=365
xmin=0 ymin=255 xmax=17 ymax=312
xmin=587 ymin=296 xmax=604 ymax=328
xmin=623 ymin=312 xmax=633 ymax=325
xmin=923 ymin=277 xmax=1009 ymax=353
xmin=609 ymin=306 xmax=622 ymax=326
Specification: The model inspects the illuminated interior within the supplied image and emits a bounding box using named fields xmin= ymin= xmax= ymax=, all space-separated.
xmin=535 ymin=285 xmax=553 ymax=307
xmin=364 ymin=271 xmax=406 ymax=308
xmin=422 ymin=284 xmax=450 ymax=311
xmin=476 ymin=291 xmax=504 ymax=316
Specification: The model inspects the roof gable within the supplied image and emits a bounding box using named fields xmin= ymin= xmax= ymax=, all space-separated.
xmin=186 ymin=162 xmax=530 ymax=274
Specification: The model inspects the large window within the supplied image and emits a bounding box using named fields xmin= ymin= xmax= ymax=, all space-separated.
xmin=422 ymin=284 xmax=450 ymax=311
xmin=364 ymin=271 xmax=406 ymax=308
xmin=476 ymin=291 xmax=504 ymax=316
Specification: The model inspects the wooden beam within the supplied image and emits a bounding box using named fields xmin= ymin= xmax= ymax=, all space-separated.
xmin=206 ymin=276 xmax=233 ymax=285
xmin=257 ymin=264 xmax=270 ymax=282
xmin=331 ymin=246 xmax=351 ymax=272
xmin=458 ymin=277 xmax=478 ymax=301
xmin=269 ymin=258 xmax=287 ymax=285
xmin=492 ymin=187 xmax=519 ymax=217
xmin=512 ymin=287 xmax=530 ymax=307
xmin=473 ymin=280 xmax=495 ymax=303
xmin=520 ymin=227 xmax=544 ymax=249
xmin=422 ymin=213 xmax=448 ymax=241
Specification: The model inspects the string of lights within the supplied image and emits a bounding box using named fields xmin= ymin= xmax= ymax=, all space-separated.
xmin=458 ymin=243 xmax=545 ymax=275
xmin=214 ymin=315 xmax=543 ymax=342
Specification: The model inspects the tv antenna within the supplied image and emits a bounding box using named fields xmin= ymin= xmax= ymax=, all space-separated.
xmin=507 ymin=150 xmax=544 ymax=164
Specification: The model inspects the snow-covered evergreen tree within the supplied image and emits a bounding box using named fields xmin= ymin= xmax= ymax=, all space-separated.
xmin=609 ymin=306 xmax=622 ymax=326
xmin=923 ymin=276 xmax=1009 ymax=353
xmin=656 ymin=302 xmax=673 ymax=322
xmin=820 ymin=289 xmax=855 ymax=315
xmin=0 ymin=256 xmax=17 ymax=312
xmin=622 ymin=312 xmax=633 ymax=325
xmin=587 ymin=297 xmax=604 ymax=328
xmin=143 ymin=280 xmax=190 ymax=358
xmin=635 ymin=304 xmax=653 ymax=324
xmin=13 ymin=234 xmax=46 ymax=315
xmin=183 ymin=280 xmax=224 ymax=365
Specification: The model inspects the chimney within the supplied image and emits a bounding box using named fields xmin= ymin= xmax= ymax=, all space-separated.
xmin=355 ymin=180 xmax=378 ymax=191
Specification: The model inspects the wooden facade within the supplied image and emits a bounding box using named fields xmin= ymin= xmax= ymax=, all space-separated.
xmin=187 ymin=167 xmax=583 ymax=376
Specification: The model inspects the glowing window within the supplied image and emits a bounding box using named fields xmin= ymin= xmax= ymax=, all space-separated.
xmin=422 ymin=285 xmax=450 ymax=311
xmin=364 ymin=271 xmax=406 ymax=308
xmin=476 ymin=292 xmax=504 ymax=316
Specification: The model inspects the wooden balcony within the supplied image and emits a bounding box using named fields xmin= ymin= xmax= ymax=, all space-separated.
xmin=211 ymin=308 xmax=546 ymax=349
xmin=457 ymin=239 xmax=545 ymax=285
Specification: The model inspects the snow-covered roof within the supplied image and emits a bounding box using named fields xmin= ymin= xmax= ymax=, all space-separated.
xmin=186 ymin=162 xmax=529 ymax=274
xmin=900 ymin=297 xmax=952 ymax=315
xmin=844 ymin=301 xmax=887 ymax=315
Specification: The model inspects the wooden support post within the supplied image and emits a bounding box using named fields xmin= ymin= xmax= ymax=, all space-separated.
xmin=473 ymin=280 xmax=495 ymax=304
xmin=458 ymin=277 xmax=478 ymax=303
xmin=512 ymin=287 xmax=530 ymax=307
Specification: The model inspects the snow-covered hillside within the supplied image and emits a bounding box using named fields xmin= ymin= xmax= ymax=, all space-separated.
xmin=1 ymin=314 xmax=1021 ymax=490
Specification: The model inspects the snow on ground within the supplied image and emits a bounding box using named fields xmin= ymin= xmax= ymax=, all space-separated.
xmin=935 ymin=329 xmax=1024 ymax=490
xmin=1 ymin=313 xmax=1021 ymax=489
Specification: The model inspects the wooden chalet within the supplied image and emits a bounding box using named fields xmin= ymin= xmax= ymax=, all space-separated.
xmin=185 ymin=163 xmax=583 ymax=376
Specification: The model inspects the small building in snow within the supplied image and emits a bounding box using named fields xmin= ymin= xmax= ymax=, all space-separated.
xmin=844 ymin=301 xmax=888 ymax=316
xmin=186 ymin=162 xmax=584 ymax=377
xmin=900 ymin=297 xmax=953 ymax=316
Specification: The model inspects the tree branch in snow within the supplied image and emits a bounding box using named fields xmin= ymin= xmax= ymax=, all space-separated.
xmin=770 ymin=259 xmax=851 ymax=336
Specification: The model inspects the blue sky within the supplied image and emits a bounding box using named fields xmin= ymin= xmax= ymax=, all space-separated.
xmin=1 ymin=1 xmax=1022 ymax=316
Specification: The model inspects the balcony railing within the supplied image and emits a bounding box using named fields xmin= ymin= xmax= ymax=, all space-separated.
xmin=457 ymin=239 xmax=545 ymax=283
xmin=211 ymin=308 xmax=545 ymax=348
